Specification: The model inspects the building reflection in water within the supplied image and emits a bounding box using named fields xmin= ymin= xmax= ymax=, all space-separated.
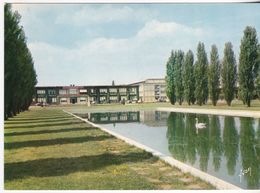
xmin=76 ymin=111 xmax=169 ymax=126
xmin=75 ymin=111 xmax=140 ymax=124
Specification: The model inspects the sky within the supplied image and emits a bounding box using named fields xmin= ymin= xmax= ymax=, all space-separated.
xmin=11 ymin=3 xmax=260 ymax=86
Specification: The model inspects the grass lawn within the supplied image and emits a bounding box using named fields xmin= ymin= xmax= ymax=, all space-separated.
xmin=4 ymin=107 xmax=214 ymax=190
xmin=60 ymin=99 xmax=260 ymax=113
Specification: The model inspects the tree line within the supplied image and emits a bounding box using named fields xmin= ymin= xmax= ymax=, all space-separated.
xmin=166 ymin=26 xmax=260 ymax=107
xmin=4 ymin=4 xmax=37 ymax=120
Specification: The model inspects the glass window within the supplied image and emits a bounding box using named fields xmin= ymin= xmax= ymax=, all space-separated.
xmin=37 ymin=90 xmax=45 ymax=94
xmin=79 ymin=89 xmax=87 ymax=94
xmin=100 ymin=96 xmax=106 ymax=101
xmin=110 ymin=96 xmax=118 ymax=100
xmin=109 ymin=88 xmax=117 ymax=93
xmin=129 ymin=87 xmax=136 ymax=93
xmin=119 ymin=88 xmax=126 ymax=92
xmin=60 ymin=98 xmax=67 ymax=102
xmin=59 ymin=89 xmax=67 ymax=95
xmin=51 ymin=97 xmax=57 ymax=103
xmin=37 ymin=97 xmax=46 ymax=102
xmin=90 ymin=89 xmax=96 ymax=93
xmin=69 ymin=89 xmax=77 ymax=94
xmin=48 ymin=90 xmax=56 ymax=95
xmin=100 ymin=88 xmax=107 ymax=93
xmin=80 ymin=97 xmax=86 ymax=102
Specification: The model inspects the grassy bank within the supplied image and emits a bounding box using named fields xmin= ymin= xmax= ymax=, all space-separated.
xmin=60 ymin=99 xmax=260 ymax=113
xmin=4 ymin=107 xmax=214 ymax=190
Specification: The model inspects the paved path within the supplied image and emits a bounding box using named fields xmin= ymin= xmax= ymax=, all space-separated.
xmin=157 ymin=107 xmax=260 ymax=118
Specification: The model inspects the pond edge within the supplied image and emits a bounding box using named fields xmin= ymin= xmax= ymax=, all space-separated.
xmin=63 ymin=109 xmax=241 ymax=190
xmin=157 ymin=107 xmax=260 ymax=118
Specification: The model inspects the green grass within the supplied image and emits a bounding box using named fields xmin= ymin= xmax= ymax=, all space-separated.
xmin=4 ymin=107 xmax=214 ymax=190
xmin=59 ymin=99 xmax=260 ymax=113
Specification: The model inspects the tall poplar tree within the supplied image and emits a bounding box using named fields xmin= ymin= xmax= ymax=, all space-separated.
xmin=183 ymin=50 xmax=195 ymax=105
xmin=221 ymin=42 xmax=237 ymax=106
xmin=208 ymin=45 xmax=221 ymax=106
xmin=194 ymin=42 xmax=208 ymax=105
xmin=4 ymin=4 xmax=37 ymax=119
xmin=238 ymin=26 xmax=259 ymax=107
xmin=256 ymin=45 xmax=260 ymax=99
xmin=166 ymin=51 xmax=176 ymax=104
xmin=174 ymin=50 xmax=184 ymax=105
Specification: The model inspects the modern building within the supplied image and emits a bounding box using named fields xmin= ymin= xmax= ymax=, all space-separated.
xmin=34 ymin=78 xmax=168 ymax=105
xmin=34 ymin=84 xmax=139 ymax=105
xmin=130 ymin=78 xmax=168 ymax=103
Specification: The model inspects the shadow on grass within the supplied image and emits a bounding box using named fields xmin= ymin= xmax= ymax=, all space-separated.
xmin=7 ymin=116 xmax=73 ymax=122
xmin=5 ymin=151 xmax=153 ymax=181
xmin=5 ymin=135 xmax=113 ymax=150
xmin=4 ymin=121 xmax=83 ymax=129
xmin=5 ymin=127 xmax=98 ymax=137
xmin=4 ymin=118 xmax=76 ymax=125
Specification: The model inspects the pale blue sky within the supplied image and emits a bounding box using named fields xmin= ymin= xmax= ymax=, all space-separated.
xmin=12 ymin=3 xmax=260 ymax=86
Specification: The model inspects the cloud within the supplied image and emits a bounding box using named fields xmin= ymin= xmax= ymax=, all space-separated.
xmin=28 ymin=19 xmax=206 ymax=86
xmin=137 ymin=20 xmax=203 ymax=39
xmin=55 ymin=5 xmax=157 ymax=26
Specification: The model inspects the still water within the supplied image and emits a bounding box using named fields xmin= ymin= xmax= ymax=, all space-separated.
xmin=76 ymin=111 xmax=260 ymax=189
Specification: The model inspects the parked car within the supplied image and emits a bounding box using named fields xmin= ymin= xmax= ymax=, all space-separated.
xmin=36 ymin=102 xmax=49 ymax=107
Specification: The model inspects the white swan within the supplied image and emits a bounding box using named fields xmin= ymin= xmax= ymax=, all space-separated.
xmin=195 ymin=118 xmax=206 ymax=133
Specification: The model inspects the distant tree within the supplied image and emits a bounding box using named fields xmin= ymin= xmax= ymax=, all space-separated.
xmin=238 ymin=26 xmax=259 ymax=107
xmin=166 ymin=51 xmax=176 ymax=104
xmin=183 ymin=50 xmax=195 ymax=105
xmin=221 ymin=42 xmax=237 ymax=106
xmin=208 ymin=45 xmax=221 ymax=106
xmin=174 ymin=50 xmax=184 ymax=105
xmin=194 ymin=42 xmax=208 ymax=105
xmin=112 ymin=80 xmax=115 ymax=86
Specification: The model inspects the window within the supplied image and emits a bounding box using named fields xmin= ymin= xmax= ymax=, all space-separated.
xmin=48 ymin=90 xmax=56 ymax=95
xmin=89 ymin=97 xmax=96 ymax=102
xmin=119 ymin=88 xmax=126 ymax=93
xmin=59 ymin=89 xmax=67 ymax=95
xmin=51 ymin=97 xmax=57 ymax=103
xmin=37 ymin=97 xmax=46 ymax=102
xmin=109 ymin=88 xmax=117 ymax=93
xmin=121 ymin=96 xmax=127 ymax=100
xmin=37 ymin=90 xmax=45 ymax=94
xmin=129 ymin=87 xmax=136 ymax=93
xmin=60 ymin=98 xmax=67 ymax=102
xmin=80 ymin=97 xmax=86 ymax=102
xmin=130 ymin=96 xmax=137 ymax=101
xmin=90 ymin=89 xmax=96 ymax=94
xmin=100 ymin=96 xmax=106 ymax=102
xmin=109 ymin=96 xmax=118 ymax=101
xmin=100 ymin=88 xmax=107 ymax=93
xmin=79 ymin=89 xmax=87 ymax=94
xmin=69 ymin=89 xmax=77 ymax=94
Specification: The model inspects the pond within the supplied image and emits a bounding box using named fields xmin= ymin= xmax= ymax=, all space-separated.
xmin=75 ymin=110 xmax=260 ymax=189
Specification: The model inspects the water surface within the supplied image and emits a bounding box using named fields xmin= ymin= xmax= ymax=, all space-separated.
xmin=76 ymin=111 xmax=260 ymax=189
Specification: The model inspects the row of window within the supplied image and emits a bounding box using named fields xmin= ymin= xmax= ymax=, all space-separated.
xmin=37 ymin=87 xmax=137 ymax=95
xmin=37 ymin=95 xmax=138 ymax=104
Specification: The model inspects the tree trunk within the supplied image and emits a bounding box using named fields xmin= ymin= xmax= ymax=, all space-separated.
xmin=247 ymin=100 xmax=251 ymax=107
xmin=227 ymin=101 xmax=231 ymax=106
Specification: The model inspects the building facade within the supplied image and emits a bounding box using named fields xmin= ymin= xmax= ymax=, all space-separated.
xmin=35 ymin=85 xmax=139 ymax=105
xmin=130 ymin=78 xmax=168 ymax=103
